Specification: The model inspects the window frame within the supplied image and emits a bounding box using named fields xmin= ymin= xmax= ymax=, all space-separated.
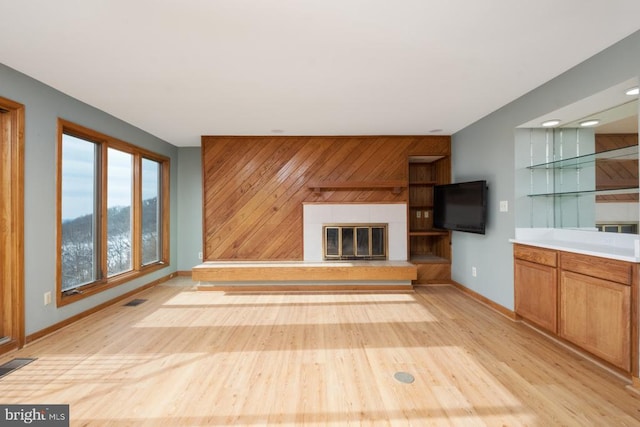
xmin=56 ymin=119 xmax=170 ymax=306
xmin=140 ymin=157 xmax=163 ymax=266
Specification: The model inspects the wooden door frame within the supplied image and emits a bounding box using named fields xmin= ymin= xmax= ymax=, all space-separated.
xmin=0 ymin=96 xmax=25 ymax=354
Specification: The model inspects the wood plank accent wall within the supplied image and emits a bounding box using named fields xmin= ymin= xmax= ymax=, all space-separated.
xmin=595 ymin=133 xmax=638 ymax=152
xmin=595 ymin=133 xmax=639 ymax=203
xmin=201 ymin=136 xmax=450 ymax=261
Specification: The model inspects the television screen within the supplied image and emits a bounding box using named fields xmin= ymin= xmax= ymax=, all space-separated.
xmin=433 ymin=180 xmax=487 ymax=234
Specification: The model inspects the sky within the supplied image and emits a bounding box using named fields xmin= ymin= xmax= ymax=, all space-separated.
xmin=61 ymin=134 xmax=159 ymax=220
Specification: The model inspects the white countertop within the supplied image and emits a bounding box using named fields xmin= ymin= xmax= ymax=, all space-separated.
xmin=510 ymin=228 xmax=640 ymax=262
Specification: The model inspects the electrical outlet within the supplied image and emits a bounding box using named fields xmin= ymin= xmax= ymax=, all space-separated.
xmin=198 ymin=252 xmax=203 ymax=261
xmin=44 ymin=291 xmax=52 ymax=306
xmin=416 ymin=211 xmax=421 ymax=218
xmin=425 ymin=211 xmax=429 ymax=218
xmin=472 ymin=267 xmax=477 ymax=277
xmin=500 ymin=200 xmax=508 ymax=212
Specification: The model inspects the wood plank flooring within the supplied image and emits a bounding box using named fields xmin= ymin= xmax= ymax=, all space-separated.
xmin=1 ymin=277 xmax=640 ymax=426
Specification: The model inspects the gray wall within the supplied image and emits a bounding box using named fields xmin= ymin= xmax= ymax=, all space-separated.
xmin=0 ymin=63 xmax=179 ymax=335
xmin=177 ymin=147 xmax=203 ymax=271
xmin=451 ymin=30 xmax=640 ymax=310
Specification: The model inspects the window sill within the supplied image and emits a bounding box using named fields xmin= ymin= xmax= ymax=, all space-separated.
xmin=57 ymin=262 xmax=168 ymax=307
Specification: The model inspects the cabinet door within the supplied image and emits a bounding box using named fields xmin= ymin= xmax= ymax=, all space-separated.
xmin=514 ymin=259 xmax=557 ymax=333
xmin=559 ymin=271 xmax=631 ymax=371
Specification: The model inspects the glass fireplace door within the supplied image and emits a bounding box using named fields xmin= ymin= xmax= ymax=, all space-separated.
xmin=323 ymin=224 xmax=387 ymax=260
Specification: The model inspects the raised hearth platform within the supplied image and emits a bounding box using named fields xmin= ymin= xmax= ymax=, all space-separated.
xmin=193 ymin=260 xmax=417 ymax=291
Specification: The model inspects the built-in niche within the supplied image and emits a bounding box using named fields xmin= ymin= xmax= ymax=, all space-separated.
xmin=515 ymin=78 xmax=639 ymax=233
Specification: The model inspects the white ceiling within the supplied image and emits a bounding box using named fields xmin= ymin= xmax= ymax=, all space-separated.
xmin=1 ymin=1 xmax=639 ymax=147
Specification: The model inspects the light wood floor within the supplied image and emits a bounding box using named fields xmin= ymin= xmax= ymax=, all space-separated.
xmin=2 ymin=277 xmax=640 ymax=426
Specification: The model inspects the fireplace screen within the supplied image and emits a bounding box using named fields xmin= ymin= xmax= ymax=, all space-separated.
xmin=323 ymin=224 xmax=387 ymax=260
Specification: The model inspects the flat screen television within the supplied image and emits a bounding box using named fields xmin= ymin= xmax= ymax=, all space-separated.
xmin=433 ymin=180 xmax=487 ymax=234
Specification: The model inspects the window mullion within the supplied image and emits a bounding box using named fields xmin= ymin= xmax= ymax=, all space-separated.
xmin=99 ymin=143 xmax=109 ymax=282
xmin=161 ymin=160 xmax=169 ymax=263
xmin=160 ymin=161 xmax=171 ymax=264
xmin=132 ymin=154 xmax=142 ymax=270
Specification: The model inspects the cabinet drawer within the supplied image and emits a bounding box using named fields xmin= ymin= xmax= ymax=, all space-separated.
xmin=513 ymin=244 xmax=557 ymax=267
xmin=560 ymin=252 xmax=632 ymax=286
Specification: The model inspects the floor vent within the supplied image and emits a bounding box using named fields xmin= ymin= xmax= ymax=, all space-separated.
xmin=0 ymin=358 xmax=36 ymax=379
xmin=124 ymin=298 xmax=147 ymax=307
xmin=393 ymin=371 xmax=415 ymax=384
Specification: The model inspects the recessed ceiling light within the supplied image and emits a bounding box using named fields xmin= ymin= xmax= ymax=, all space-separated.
xmin=429 ymin=128 xmax=443 ymax=133
xmin=271 ymin=129 xmax=284 ymax=134
xmin=625 ymin=87 xmax=639 ymax=96
xmin=579 ymin=119 xmax=600 ymax=127
xmin=542 ymin=119 xmax=561 ymax=127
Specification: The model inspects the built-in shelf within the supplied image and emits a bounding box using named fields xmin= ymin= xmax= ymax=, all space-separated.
xmin=410 ymin=254 xmax=450 ymax=264
xmin=408 ymin=156 xmax=451 ymax=282
xmin=527 ymin=145 xmax=638 ymax=170
xmin=308 ymin=180 xmax=407 ymax=194
xmin=527 ymin=145 xmax=639 ymax=199
xmin=409 ymin=230 xmax=449 ymax=236
xmin=528 ymin=187 xmax=639 ymax=197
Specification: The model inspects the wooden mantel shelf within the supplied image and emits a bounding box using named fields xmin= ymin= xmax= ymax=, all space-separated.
xmin=308 ymin=180 xmax=407 ymax=194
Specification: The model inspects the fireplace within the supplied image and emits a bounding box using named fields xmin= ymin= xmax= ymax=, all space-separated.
xmin=303 ymin=203 xmax=407 ymax=262
xmin=323 ymin=224 xmax=387 ymax=260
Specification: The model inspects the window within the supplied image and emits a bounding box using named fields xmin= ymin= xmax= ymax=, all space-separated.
xmin=141 ymin=158 xmax=161 ymax=265
xmin=57 ymin=120 xmax=169 ymax=304
xmin=597 ymin=223 xmax=638 ymax=234
xmin=60 ymin=134 xmax=98 ymax=291
xmin=107 ymin=148 xmax=133 ymax=276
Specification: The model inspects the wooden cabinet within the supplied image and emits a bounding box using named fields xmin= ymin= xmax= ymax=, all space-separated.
xmin=559 ymin=270 xmax=631 ymax=371
xmin=558 ymin=252 xmax=633 ymax=371
xmin=513 ymin=244 xmax=637 ymax=373
xmin=408 ymin=157 xmax=450 ymax=283
xmin=514 ymin=245 xmax=558 ymax=333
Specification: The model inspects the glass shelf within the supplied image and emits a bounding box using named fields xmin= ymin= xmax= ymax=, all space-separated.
xmin=527 ymin=145 xmax=638 ymax=170
xmin=528 ymin=186 xmax=639 ymax=197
